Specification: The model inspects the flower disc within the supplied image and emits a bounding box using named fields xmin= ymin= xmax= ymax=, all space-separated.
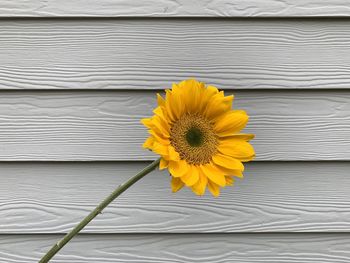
xmin=170 ymin=113 xmax=218 ymax=165
xmin=142 ymin=79 xmax=255 ymax=196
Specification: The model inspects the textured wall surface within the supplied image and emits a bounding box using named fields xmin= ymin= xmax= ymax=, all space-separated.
xmin=1 ymin=1 xmax=350 ymax=262
xmin=1 ymin=0 xmax=350 ymax=17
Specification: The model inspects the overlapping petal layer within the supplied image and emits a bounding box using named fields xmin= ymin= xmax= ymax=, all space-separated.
xmin=142 ymin=79 xmax=255 ymax=196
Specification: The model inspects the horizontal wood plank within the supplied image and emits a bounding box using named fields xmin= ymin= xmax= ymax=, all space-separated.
xmin=1 ymin=1 xmax=350 ymax=17
xmin=2 ymin=161 xmax=350 ymax=233
xmin=2 ymin=233 xmax=350 ymax=262
xmin=1 ymin=20 xmax=350 ymax=90
xmin=0 ymin=90 xmax=348 ymax=161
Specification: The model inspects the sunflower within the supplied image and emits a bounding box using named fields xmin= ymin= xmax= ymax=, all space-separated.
xmin=142 ymin=79 xmax=255 ymax=196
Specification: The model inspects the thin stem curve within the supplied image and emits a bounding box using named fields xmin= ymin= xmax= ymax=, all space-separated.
xmin=39 ymin=158 xmax=161 ymax=263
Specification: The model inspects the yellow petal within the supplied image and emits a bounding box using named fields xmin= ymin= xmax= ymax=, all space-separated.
xmin=182 ymin=79 xmax=202 ymax=114
xmin=141 ymin=118 xmax=153 ymax=129
xmin=159 ymin=158 xmax=168 ymax=170
xmin=212 ymin=153 xmax=244 ymax=171
xmin=204 ymin=92 xmax=233 ymax=120
xmin=193 ymin=81 xmax=207 ymax=112
xmin=165 ymin=90 xmax=176 ymax=122
xmin=151 ymin=116 xmax=170 ymax=138
xmin=168 ymin=159 xmax=189 ymax=178
xmin=149 ymin=130 xmax=170 ymax=146
xmin=180 ymin=165 xmax=199 ymax=186
xmin=153 ymin=107 xmax=171 ymax=131
xmin=152 ymin=141 xmax=169 ymax=157
xmin=218 ymin=140 xmax=255 ymax=161
xmin=170 ymin=84 xmax=185 ymax=119
xmin=141 ymin=114 xmax=169 ymax=147
xmin=219 ymin=166 xmax=243 ymax=178
xmin=214 ymin=110 xmax=249 ymax=136
xmin=195 ymin=84 xmax=218 ymax=113
xmin=225 ymin=176 xmax=234 ymax=186
xmin=142 ymin=136 xmax=155 ymax=149
xmin=201 ymin=163 xmax=226 ymax=187
xmin=157 ymin=93 xmax=165 ymax=107
xmin=228 ymin=134 xmax=255 ymax=141
xmin=207 ymin=180 xmax=220 ymax=197
xmin=206 ymin=85 xmax=219 ymax=96
xmin=171 ymin=177 xmax=184 ymax=193
xmin=191 ymin=172 xmax=207 ymax=196
xmin=168 ymin=145 xmax=180 ymax=161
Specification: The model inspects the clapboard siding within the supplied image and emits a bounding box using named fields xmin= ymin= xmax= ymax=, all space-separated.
xmin=2 ymin=20 xmax=350 ymax=90
xmin=1 ymin=161 xmax=350 ymax=233
xmin=2 ymin=234 xmax=350 ymax=263
xmin=1 ymin=1 xmax=350 ymax=17
xmin=0 ymin=4 xmax=347 ymax=262
xmin=0 ymin=90 xmax=348 ymax=161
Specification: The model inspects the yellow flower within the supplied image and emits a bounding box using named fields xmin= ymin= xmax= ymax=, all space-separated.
xmin=142 ymin=79 xmax=255 ymax=197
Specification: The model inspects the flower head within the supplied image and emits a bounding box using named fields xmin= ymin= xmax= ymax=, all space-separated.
xmin=142 ymin=79 xmax=255 ymax=196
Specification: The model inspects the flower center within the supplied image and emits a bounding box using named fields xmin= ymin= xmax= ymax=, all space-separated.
xmin=185 ymin=127 xmax=203 ymax=147
xmin=170 ymin=114 xmax=218 ymax=165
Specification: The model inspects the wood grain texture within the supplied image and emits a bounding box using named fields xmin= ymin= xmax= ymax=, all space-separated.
xmin=1 ymin=0 xmax=350 ymax=17
xmin=2 ymin=161 xmax=350 ymax=233
xmin=2 ymin=233 xmax=350 ymax=262
xmin=2 ymin=20 xmax=350 ymax=90
xmin=0 ymin=90 xmax=348 ymax=161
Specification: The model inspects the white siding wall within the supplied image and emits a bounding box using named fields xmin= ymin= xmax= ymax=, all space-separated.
xmin=0 ymin=1 xmax=349 ymax=262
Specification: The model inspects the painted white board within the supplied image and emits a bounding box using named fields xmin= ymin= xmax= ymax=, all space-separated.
xmin=1 ymin=162 xmax=350 ymax=233
xmin=1 ymin=1 xmax=350 ymax=17
xmin=0 ymin=90 xmax=347 ymax=161
xmin=1 ymin=20 xmax=350 ymax=90
xmin=2 ymin=234 xmax=350 ymax=263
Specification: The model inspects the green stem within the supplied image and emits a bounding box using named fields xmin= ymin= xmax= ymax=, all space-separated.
xmin=39 ymin=158 xmax=161 ymax=263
